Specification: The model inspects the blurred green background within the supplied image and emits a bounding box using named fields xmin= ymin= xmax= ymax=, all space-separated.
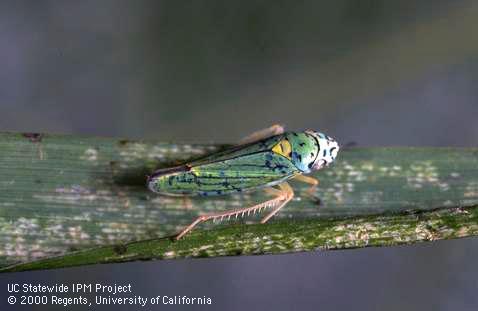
xmin=1 ymin=1 xmax=478 ymax=310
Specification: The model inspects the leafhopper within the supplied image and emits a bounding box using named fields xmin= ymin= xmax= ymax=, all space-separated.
xmin=148 ymin=125 xmax=339 ymax=239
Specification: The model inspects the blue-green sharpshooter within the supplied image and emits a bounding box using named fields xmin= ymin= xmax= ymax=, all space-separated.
xmin=148 ymin=125 xmax=339 ymax=239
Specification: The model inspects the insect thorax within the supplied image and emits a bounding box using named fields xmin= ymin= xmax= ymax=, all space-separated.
xmin=271 ymin=132 xmax=318 ymax=173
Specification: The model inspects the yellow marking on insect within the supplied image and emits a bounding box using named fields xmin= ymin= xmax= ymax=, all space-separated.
xmin=191 ymin=167 xmax=201 ymax=175
xmin=272 ymin=139 xmax=292 ymax=160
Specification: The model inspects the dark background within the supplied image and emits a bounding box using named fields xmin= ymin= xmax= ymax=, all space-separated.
xmin=1 ymin=1 xmax=478 ymax=310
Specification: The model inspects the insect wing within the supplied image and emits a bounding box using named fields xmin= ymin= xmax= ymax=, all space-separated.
xmin=148 ymin=133 xmax=299 ymax=196
xmin=188 ymin=134 xmax=285 ymax=166
xmin=186 ymin=150 xmax=299 ymax=195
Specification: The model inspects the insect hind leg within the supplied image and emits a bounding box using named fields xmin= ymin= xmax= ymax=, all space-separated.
xmin=238 ymin=124 xmax=284 ymax=145
xmin=175 ymin=184 xmax=291 ymax=240
xmin=260 ymin=182 xmax=294 ymax=223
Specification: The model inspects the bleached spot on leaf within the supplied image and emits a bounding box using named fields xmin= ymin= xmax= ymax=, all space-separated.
xmin=443 ymin=200 xmax=454 ymax=207
xmin=456 ymin=226 xmax=469 ymax=237
xmin=199 ymin=245 xmax=213 ymax=251
xmin=406 ymin=161 xmax=449 ymax=191
xmin=81 ymin=148 xmax=98 ymax=163
xmin=164 ymin=251 xmax=176 ymax=258
xmin=344 ymin=164 xmax=354 ymax=171
xmin=361 ymin=163 xmax=374 ymax=171
xmin=347 ymin=170 xmax=366 ymax=182
xmin=464 ymin=182 xmax=478 ymax=198
xmin=360 ymin=191 xmax=383 ymax=204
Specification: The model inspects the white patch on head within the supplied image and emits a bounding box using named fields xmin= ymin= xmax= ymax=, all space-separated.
xmin=309 ymin=131 xmax=340 ymax=170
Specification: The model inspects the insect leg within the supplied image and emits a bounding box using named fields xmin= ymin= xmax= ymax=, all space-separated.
xmin=292 ymin=174 xmax=321 ymax=204
xmin=238 ymin=124 xmax=285 ymax=145
xmin=292 ymin=174 xmax=319 ymax=197
xmin=260 ymin=182 xmax=294 ymax=223
xmin=263 ymin=187 xmax=283 ymax=197
xmin=175 ymin=186 xmax=288 ymax=240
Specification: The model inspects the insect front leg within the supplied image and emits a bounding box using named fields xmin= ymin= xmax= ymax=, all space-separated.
xmin=293 ymin=174 xmax=319 ymax=195
xmin=175 ymin=185 xmax=290 ymax=240
xmin=292 ymin=174 xmax=321 ymax=204
xmin=238 ymin=124 xmax=285 ymax=145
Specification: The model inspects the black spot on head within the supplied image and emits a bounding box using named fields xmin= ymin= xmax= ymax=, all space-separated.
xmin=23 ymin=133 xmax=43 ymax=143
xmin=308 ymin=162 xmax=314 ymax=169
xmin=299 ymin=142 xmax=305 ymax=147
xmin=310 ymin=152 xmax=314 ymax=157
xmin=323 ymin=149 xmax=327 ymax=157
